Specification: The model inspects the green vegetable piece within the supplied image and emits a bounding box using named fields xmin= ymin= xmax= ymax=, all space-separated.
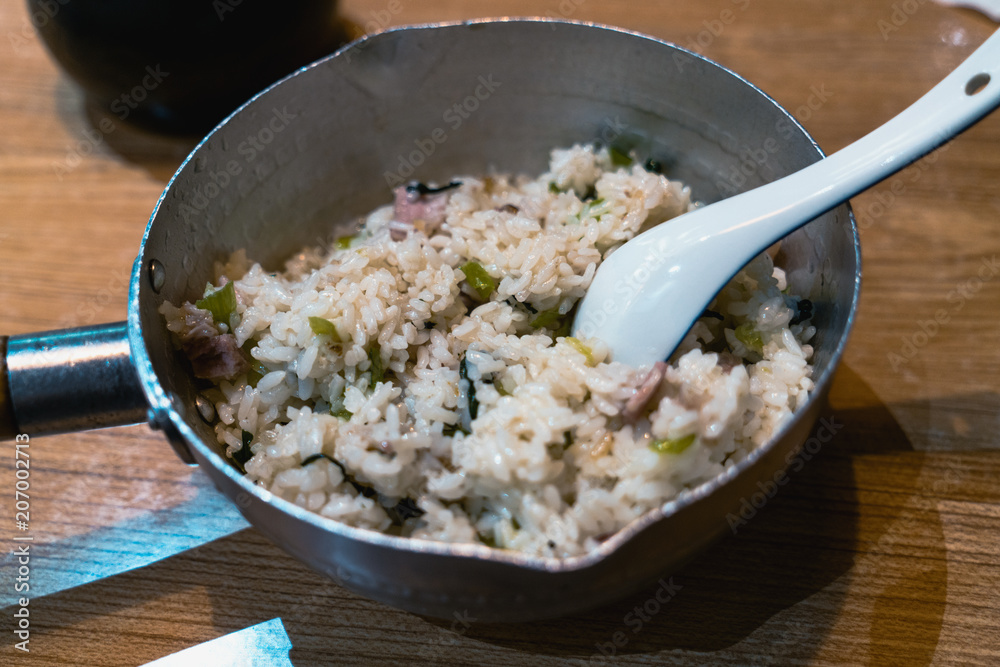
xmin=308 ymin=316 xmax=342 ymax=342
xmin=368 ymin=346 xmax=384 ymax=390
xmin=530 ymin=307 xmax=563 ymax=329
xmin=246 ymin=368 xmax=263 ymax=389
xmin=565 ymin=337 xmax=596 ymax=366
xmin=734 ymin=322 xmax=764 ymax=353
xmin=196 ymin=281 xmax=237 ymax=325
xmin=609 ymin=145 xmax=634 ymax=167
xmin=581 ymin=197 xmax=608 ymax=219
xmin=336 ymin=234 xmax=355 ymax=250
xmin=555 ymin=317 xmax=573 ymax=339
xmin=548 ymin=182 xmax=561 ymax=194
xmin=329 ymin=393 xmax=351 ymax=420
xmin=461 ymin=261 xmax=497 ymax=301
xmin=650 ymin=433 xmax=697 ymax=455
xmin=240 ymin=339 xmax=267 ymax=388
xmin=443 ymin=422 xmax=471 ymax=437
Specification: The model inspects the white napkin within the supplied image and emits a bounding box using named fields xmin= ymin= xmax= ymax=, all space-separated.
xmin=937 ymin=0 xmax=1000 ymax=22
xmin=143 ymin=618 xmax=293 ymax=667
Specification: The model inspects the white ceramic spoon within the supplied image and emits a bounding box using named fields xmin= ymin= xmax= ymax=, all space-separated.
xmin=573 ymin=30 xmax=1000 ymax=367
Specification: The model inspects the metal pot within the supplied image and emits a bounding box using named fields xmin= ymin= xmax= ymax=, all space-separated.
xmin=0 ymin=19 xmax=860 ymax=621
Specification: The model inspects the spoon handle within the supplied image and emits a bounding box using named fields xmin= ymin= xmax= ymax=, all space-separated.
xmin=575 ymin=29 xmax=1000 ymax=366
xmin=755 ymin=28 xmax=1000 ymax=240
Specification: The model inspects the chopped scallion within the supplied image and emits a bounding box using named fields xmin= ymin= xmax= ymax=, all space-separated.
xmin=650 ymin=433 xmax=696 ymax=455
xmin=196 ymin=281 xmax=237 ymax=325
xmin=247 ymin=368 xmax=263 ymax=388
xmin=308 ymin=316 xmax=342 ymax=341
xmin=241 ymin=339 xmax=267 ymax=388
xmin=368 ymin=346 xmax=385 ymax=390
xmin=530 ymin=307 xmax=563 ymax=329
xmin=734 ymin=322 xmax=764 ymax=353
xmin=578 ymin=197 xmax=610 ymax=221
xmin=461 ymin=261 xmax=497 ymax=301
xmin=609 ymin=145 xmax=634 ymax=167
xmin=565 ymin=337 xmax=596 ymax=366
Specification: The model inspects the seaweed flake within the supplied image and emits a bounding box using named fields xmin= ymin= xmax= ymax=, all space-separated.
xmin=386 ymin=497 xmax=425 ymax=523
xmin=643 ymin=157 xmax=664 ymax=174
xmin=301 ymin=453 xmax=425 ymax=524
xmin=233 ymin=430 xmax=255 ymax=471
xmin=790 ymin=299 xmax=813 ymax=326
xmin=459 ymin=356 xmax=479 ymax=420
xmin=506 ymin=296 xmax=538 ymax=314
xmin=405 ymin=180 xmax=462 ymax=196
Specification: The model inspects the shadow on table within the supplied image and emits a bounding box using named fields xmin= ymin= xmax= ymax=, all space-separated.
xmin=49 ymin=76 xmax=198 ymax=184
xmin=443 ymin=363 xmax=952 ymax=664
xmin=84 ymin=102 xmax=200 ymax=182
xmin=11 ymin=366 xmax=954 ymax=666
xmin=48 ymin=14 xmax=362 ymax=187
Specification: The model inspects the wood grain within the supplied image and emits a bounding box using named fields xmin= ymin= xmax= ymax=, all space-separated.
xmin=2 ymin=0 xmax=999 ymax=665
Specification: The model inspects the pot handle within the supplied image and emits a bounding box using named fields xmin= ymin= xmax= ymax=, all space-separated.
xmin=0 ymin=322 xmax=148 ymax=440
xmin=0 ymin=337 xmax=18 ymax=440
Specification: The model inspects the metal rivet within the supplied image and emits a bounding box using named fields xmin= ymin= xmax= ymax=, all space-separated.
xmin=148 ymin=259 xmax=166 ymax=294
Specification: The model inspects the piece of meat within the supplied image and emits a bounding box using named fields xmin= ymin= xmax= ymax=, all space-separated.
xmin=622 ymin=361 xmax=668 ymax=421
xmin=390 ymin=183 xmax=454 ymax=239
xmin=182 ymin=332 xmax=247 ymax=380
xmin=171 ymin=303 xmax=247 ymax=380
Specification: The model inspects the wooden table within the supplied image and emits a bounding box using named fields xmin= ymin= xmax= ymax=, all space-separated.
xmin=2 ymin=0 xmax=999 ymax=664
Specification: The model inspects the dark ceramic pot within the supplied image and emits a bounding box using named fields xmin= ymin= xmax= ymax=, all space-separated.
xmin=27 ymin=0 xmax=345 ymax=134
